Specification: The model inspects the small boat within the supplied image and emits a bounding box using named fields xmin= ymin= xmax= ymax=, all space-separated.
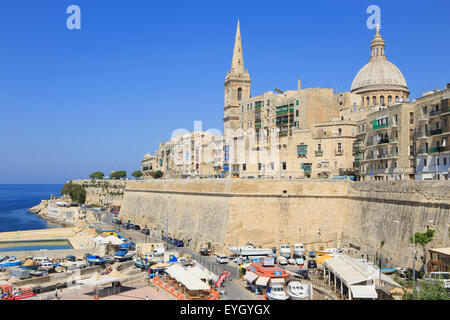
xmin=29 ymin=270 xmax=47 ymax=277
xmin=0 ymin=285 xmax=36 ymax=300
xmin=381 ymin=267 xmax=397 ymax=275
xmin=86 ymin=256 xmax=105 ymax=265
xmin=114 ymin=250 xmax=135 ymax=262
xmin=0 ymin=257 xmax=22 ymax=268
xmin=0 ymin=256 xmax=8 ymax=263
xmin=293 ymin=243 xmax=305 ymax=257
xmin=295 ymin=257 xmax=304 ymax=266
xmin=308 ymin=251 xmax=316 ymax=258
xmin=103 ymin=256 xmax=115 ymax=265
xmin=133 ymin=257 xmax=157 ymax=270
xmin=54 ymin=266 xmax=66 ymax=273
xmin=286 ymin=281 xmax=307 ymax=300
xmin=22 ymin=259 xmax=41 ymax=270
xmin=288 ymin=258 xmax=296 ymax=265
xmin=228 ymin=244 xmax=273 ymax=256
xmin=266 ymin=283 xmax=289 ymax=300
xmin=278 ymin=256 xmax=288 ymax=266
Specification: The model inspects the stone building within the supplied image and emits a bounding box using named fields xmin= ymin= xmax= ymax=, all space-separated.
xmin=414 ymin=88 xmax=450 ymax=180
xmin=141 ymin=131 xmax=223 ymax=179
xmin=353 ymin=102 xmax=416 ymax=181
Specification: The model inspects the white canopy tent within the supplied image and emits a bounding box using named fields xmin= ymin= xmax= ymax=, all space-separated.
xmin=255 ymin=276 xmax=270 ymax=286
xmin=350 ymin=285 xmax=378 ymax=299
xmin=104 ymin=235 xmax=124 ymax=245
xmin=324 ymin=255 xmax=378 ymax=300
xmin=165 ymin=264 xmax=210 ymax=291
xmin=243 ymin=271 xmax=258 ymax=283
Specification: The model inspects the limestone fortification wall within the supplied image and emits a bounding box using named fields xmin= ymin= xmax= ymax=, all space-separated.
xmin=343 ymin=181 xmax=450 ymax=269
xmin=119 ymin=179 xmax=450 ymax=270
xmin=71 ymin=179 xmax=125 ymax=206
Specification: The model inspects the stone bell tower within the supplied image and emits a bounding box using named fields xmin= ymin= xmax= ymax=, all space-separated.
xmin=224 ymin=20 xmax=251 ymax=133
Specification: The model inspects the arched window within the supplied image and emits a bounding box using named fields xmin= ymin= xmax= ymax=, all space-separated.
xmin=395 ymin=96 xmax=399 ymax=102
xmin=380 ymin=96 xmax=385 ymax=106
xmin=388 ymin=96 xmax=392 ymax=104
xmin=366 ymin=97 xmax=370 ymax=106
xmin=237 ymin=87 xmax=242 ymax=101
xmin=362 ymin=97 xmax=365 ymax=106
xmin=376 ymin=48 xmax=379 ymax=56
xmin=372 ymin=96 xmax=377 ymax=106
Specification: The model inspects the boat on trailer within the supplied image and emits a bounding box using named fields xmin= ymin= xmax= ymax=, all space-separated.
xmin=228 ymin=244 xmax=273 ymax=256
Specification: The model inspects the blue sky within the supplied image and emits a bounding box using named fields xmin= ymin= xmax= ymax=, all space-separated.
xmin=0 ymin=0 xmax=449 ymax=184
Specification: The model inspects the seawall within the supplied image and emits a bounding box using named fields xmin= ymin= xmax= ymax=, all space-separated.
xmin=119 ymin=179 xmax=450 ymax=270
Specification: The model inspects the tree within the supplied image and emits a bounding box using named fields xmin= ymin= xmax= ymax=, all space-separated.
xmin=110 ymin=170 xmax=127 ymax=180
xmin=410 ymin=229 xmax=435 ymax=272
xmin=403 ymin=279 xmax=448 ymax=300
xmin=152 ymin=170 xmax=164 ymax=179
xmin=89 ymin=171 xmax=104 ymax=180
xmin=61 ymin=182 xmax=86 ymax=204
xmin=132 ymin=170 xmax=143 ymax=179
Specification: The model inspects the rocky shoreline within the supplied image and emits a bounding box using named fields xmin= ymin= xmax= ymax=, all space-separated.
xmin=27 ymin=201 xmax=74 ymax=228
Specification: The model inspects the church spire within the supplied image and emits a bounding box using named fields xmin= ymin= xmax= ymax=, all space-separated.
xmin=370 ymin=24 xmax=386 ymax=61
xmin=231 ymin=19 xmax=244 ymax=74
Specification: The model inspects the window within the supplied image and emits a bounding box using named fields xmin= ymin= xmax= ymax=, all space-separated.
xmin=373 ymin=96 xmax=377 ymax=106
xmin=258 ymin=163 xmax=261 ymax=171
xmin=296 ymin=110 xmax=299 ymax=117
xmin=444 ymin=158 xmax=447 ymax=166
xmin=242 ymin=163 xmax=246 ymax=171
xmin=366 ymin=97 xmax=370 ymax=106
xmin=270 ymin=162 xmax=274 ymax=170
xmin=337 ymin=143 xmax=342 ymax=152
xmin=388 ymin=96 xmax=392 ymax=104
xmin=395 ymin=96 xmax=399 ymax=102
xmin=338 ymin=128 xmax=342 ymax=136
xmin=238 ymin=88 xmax=242 ymax=101
xmin=380 ymin=96 xmax=385 ymax=106
xmin=318 ymin=143 xmax=321 ymax=151
xmin=282 ymin=162 xmax=286 ymax=170
xmin=424 ymin=158 xmax=427 ymax=166
xmin=437 ymin=158 xmax=440 ymax=166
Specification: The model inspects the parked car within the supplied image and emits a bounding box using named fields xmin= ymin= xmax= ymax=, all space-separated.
xmin=122 ymin=222 xmax=130 ymax=229
xmin=307 ymin=260 xmax=317 ymax=269
xmin=132 ymin=224 xmax=141 ymax=231
xmin=200 ymin=248 xmax=210 ymax=256
xmin=141 ymin=228 xmax=150 ymax=235
xmin=112 ymin=218 xmax=122 ymax=225
xmin=216 ymin=255 xmax=229 ymax=264
xmin=65 ymin=255 xmax=76 ymax=262
xmin=296 ymin=269 xmax=310 ymax=280
xmin=424 ymin=272 xmax=450 ymax=290
xmin=176 ymin=240 xmax=184 ymax=247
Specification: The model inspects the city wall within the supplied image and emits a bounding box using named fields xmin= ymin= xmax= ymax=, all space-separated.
xmin=119 ymin=179 xmax=450 ymax=270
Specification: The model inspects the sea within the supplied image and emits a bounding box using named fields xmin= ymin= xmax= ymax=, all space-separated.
xmin=0 ymin=184 xmax=64 ymax=233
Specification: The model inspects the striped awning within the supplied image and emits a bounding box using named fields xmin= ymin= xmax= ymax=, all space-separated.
xmin=243 ymin=271 xmax=258 ymax=283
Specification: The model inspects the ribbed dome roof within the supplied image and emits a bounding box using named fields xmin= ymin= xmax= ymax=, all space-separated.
xmin=351 ymin=58 xmax=407 ymax=92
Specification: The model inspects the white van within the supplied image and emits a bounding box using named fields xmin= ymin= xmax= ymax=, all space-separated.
xmin=216 ymin=255 xmax=228 ymax=264
xmin=424 ymin=272 xmax=450 ymax=290
xmin=280 ymin=244 xmax=291 ymax=258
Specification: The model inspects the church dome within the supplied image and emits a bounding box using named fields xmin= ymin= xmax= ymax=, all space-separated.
xmin=350 ymin=27 xmax=408 ymax=94
xmin=351 ymin=58 xmax=407 ymax=92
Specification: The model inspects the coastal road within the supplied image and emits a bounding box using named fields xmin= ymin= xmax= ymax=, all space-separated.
xmin=97 ymin=211 xmax=255 ymax=299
